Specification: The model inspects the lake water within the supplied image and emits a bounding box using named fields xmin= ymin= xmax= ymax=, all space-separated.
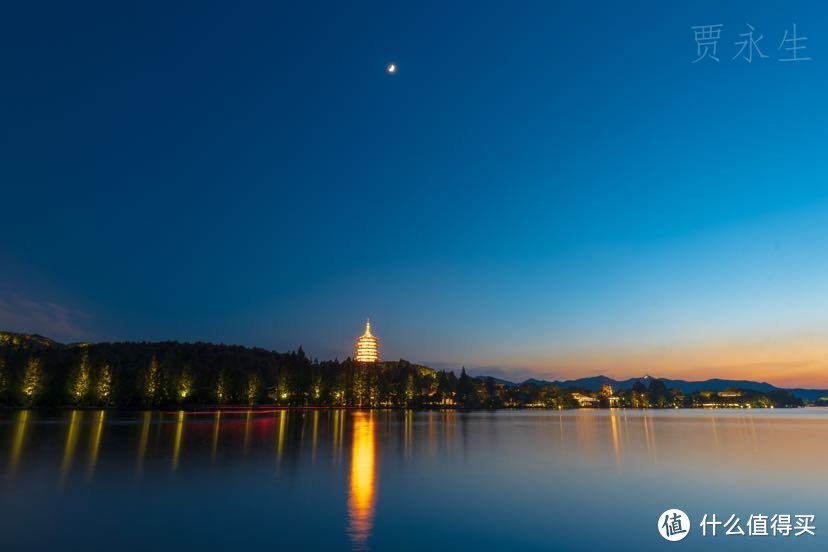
xmin=1 ymin=408 xmax=826 ymax=551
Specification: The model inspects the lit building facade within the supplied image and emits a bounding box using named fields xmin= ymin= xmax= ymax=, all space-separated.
xmin=354 ymin=320 xmax=379 ymax=363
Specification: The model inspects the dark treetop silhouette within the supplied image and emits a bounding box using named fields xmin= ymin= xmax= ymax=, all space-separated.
xmin=0 ymin=332 xmax=804 ymax=409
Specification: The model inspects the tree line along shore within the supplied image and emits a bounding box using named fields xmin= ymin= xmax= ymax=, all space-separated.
xmin=0 ymin=332 xmax=803 ymax=409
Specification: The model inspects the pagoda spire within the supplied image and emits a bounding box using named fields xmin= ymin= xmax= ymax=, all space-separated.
xmin=355 ymin=319 xmax=379 ymax=362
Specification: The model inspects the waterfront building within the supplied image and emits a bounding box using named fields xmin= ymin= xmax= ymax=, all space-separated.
xmin=571 ymin=392 xmax=598 ymax=407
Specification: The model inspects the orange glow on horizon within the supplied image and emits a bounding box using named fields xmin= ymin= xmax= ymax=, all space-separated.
xmin=477 ymin=334 xmax=828 ymax=388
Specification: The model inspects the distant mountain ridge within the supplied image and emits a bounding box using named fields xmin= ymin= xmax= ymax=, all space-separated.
xmin=480 ymin=374 xmax=828 ymax=402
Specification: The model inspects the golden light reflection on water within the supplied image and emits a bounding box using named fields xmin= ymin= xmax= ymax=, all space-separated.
xmin=242 ymin=410 xmax=252 ymax=455
xmin=348 ymin=412 xmax=377 ymax=551
xmin=404 ymin=409 xmax=413 ymax=458
xmin=277 ymin=410 xmax=287 ymax=463
xmin=4 ymin=409 xmax=828 ymax=523
xmin=709 ymin=413 xmax=719 ymax=451
xmin=211 ymin=410 xmax=221 ymax=464
xmin=575 ymin=409 xmax=595 ymax=454
xmin=7 ymin=410 xmax=29 ymax=479
xmin=136 ymin=411 xmax=151 ymax=476
xmin=87 ymin=411 xmax=105 ymax=480
xmin=311 ymin=410 xmax=319 ymax=462
xmin=426 ymin=411 xmax=436 ymax=459
xmin=337 ymin=409 xmax=345 ymax=464
xmin=443 ymin=410 xmax=455 ymax=454
xmin=3 ymin=408 xmax=828 ymax=552
xmin=642 ymin=414 xmax=657 ymax=461
xmin=172 ymin=411 xmax=185 ymax=471
xmin=558 ymin=412 xmax=564 ymax=446
xmin=748 ymin=416 xmax=759 ymax=449
xmin=609 ymin=410 xmax=620 ymax=464
xmin=331 ymin=409 xmax=343 ymax=464
xmin=60 ymin=411 xmax=82 ymax=484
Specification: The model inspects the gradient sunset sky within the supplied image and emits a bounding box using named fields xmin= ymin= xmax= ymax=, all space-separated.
xmin=2 ymin=1 xmax=828 ymax=387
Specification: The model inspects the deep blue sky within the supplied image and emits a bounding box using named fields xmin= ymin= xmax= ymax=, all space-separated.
xmin=2 ymin=1 xmax=828 ymax=385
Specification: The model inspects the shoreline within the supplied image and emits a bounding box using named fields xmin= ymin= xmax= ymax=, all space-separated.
xmin=0 ymin=404 xmax=814 ymax=413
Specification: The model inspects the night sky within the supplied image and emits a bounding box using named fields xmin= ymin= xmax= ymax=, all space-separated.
xmin=2 ymin=1 xmax=828 ymax=386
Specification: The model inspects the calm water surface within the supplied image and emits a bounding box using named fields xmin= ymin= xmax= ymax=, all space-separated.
xmin=1 ymin=408 xmax=826 ymax=551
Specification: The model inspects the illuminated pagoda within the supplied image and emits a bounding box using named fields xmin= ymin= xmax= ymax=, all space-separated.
xmin=354 ymin=319 xmax=379 ymax=363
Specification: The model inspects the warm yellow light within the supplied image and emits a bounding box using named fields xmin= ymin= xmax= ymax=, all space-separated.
xmin=172 ymin=411 xmax=185 ymax=471
xmin=136 ymin=411 xmax=151 ymax=476
xmin=8 ymin=410 xmax=29 ymax=477
xmin=70 ymin=353 xmax=91 ymax=402
xmin=61 ymin=411 xmax=82 ymax=480
xmin=211 ymin=411 xmax=221 ymax=463
xmin=354 ymin=320 xmax=380 ymax=363
xmin=87 ymin=411 xmax=105 ymax=480
xmin=97 ymin=365 xmax=112 ymax=395
xmin=348 ymin=413 xmax=376 ymax=547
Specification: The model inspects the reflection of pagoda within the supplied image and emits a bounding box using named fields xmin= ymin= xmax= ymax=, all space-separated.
xmin=354 ymin=320 xmax=379 ymax=363
xmin=348 ymin=412 xmax=376 ymax=549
